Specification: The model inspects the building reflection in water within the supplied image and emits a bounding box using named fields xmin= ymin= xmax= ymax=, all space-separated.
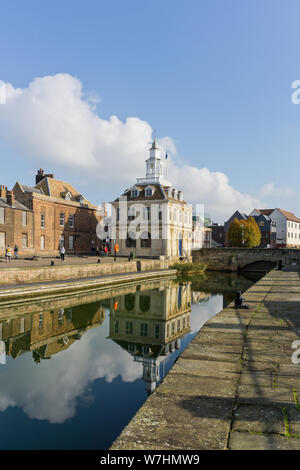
xmin=0 ymin=302 xmax=105 ymax=362
xmin=109 ymin=281 xmax=192 ymax=394
xmin=0 ymin=279 xmax=201 ymax=394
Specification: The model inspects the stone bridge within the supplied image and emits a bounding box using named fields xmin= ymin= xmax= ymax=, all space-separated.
xmin=192 ymin=248 xmax=300 ymax=271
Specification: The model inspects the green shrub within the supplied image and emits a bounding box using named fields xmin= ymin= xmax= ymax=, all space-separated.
xmin=170 ymin=262 xmax=207 ymax=274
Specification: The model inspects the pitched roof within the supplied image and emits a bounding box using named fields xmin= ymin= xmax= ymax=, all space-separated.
xmin=31 ymin=177 xmax=96 ymax=209
xmin=114 ymin=184 xmax=165 ymax=203
xmin=278 ymin=209 xmax=300 ymax=223
xmin=114 ymin=183 xmax=187 ymax=204
xmin=0 ymin=197 xmax=32 ymax=211
xmin=257 ymin=208 xmax=300 ymax=223
xmin=257 ymin=209 xmax=274 ymax=216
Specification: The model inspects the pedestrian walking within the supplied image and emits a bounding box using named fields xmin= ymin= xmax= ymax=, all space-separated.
xmin=5 ymin=245 xmax=12 ymax=263
xmin=104 ymin=245 xmax=108 ymax=256
xmin=60 ymin=245 xmax=66 ymax=261
xmin=14 ymin=244 xmax=19 ymax=259
xmin=114 ymin=243 xmax=119 ymax=261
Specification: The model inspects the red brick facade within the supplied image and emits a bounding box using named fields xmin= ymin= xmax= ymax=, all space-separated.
xmin=0 ymin=171 xmax=103 ymax=256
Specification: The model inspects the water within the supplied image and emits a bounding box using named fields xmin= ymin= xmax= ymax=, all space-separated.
xmin=0 ymin=271 xmax=263 ymax=449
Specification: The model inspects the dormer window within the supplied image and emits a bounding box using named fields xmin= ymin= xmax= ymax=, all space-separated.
xmin=62 ymin=191 xmax=72 ymax=200
xmin=131 ymin=188 xmax=139 ymax=198
xmin=145 ymin=187 xmax=153 ymax=197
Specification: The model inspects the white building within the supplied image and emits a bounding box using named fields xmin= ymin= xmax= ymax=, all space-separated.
xmin=249 ymin=208 xmax=300 ymax=248
xmin=111 ymin=139 xmax=193 ymax=259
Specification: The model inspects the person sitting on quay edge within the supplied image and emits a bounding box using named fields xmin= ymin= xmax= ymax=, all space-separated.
xmin=234 ymin=291 xmax=249 ymax=309
xmin=14 ymin=244 xmax=19 ymax=259
xmin=60 ymin=245 xmax=66 ymax=262
xmin=5 ymin=245 xmax=12 ymax=263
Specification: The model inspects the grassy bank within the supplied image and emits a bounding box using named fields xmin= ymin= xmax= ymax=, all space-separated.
xmin=170 ymin=262 xmax=207 ymax=275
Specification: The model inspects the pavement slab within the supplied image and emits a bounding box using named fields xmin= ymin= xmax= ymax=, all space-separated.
xmin=110 ymin=270 xmax=300 ymax=450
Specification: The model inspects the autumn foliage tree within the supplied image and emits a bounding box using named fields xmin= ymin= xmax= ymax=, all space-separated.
xmin=227 ymin=217 xmax=261 ymax=248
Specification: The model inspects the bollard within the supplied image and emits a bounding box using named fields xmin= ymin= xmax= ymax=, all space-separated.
xmin=51 ymin=261 xmax=55 ymax=266
xmin=98 ymin=259 xmax=101 ymax=264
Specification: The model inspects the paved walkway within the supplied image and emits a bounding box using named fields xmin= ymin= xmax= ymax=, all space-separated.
xmin=111 ymin=270 xmax=300 ymax=450
xmin=0 ymin=255 xmax=127 ymax=269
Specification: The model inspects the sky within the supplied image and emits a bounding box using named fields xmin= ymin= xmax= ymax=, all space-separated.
xmin=0 ymin=0 xmax=300 ymax=222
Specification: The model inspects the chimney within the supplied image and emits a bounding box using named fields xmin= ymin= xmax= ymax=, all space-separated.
xmin=36 ymin=169 xmax=45 ymax=184
xmin=0 ymin=185 xmax=7 ymax=198
xmin=6 ymin=190 xmax=15 ymax=206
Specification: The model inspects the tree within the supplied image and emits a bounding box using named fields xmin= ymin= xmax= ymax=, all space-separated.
xmin=244 ymin=217 xmax=261 ymax=248
xmin=227 ymin=217 xmax=261 ymax=248
xmin=227 ymin=218 xmax=243 ymax=247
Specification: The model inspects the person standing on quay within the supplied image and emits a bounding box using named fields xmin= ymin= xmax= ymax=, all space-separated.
xmin=14 ymin=244 xmax=19 ymax=259
xmin=60 ymin=245 xmax=66 ymax=262
xmin=5 ymin=245 xmax=12 ymax=263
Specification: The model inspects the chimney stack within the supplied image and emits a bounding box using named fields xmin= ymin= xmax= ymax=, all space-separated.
xmin=36 ymin=169 xmax=45 ymax=184
xmin=6 ymin=190 xmax=15 ymax=206
xmin=0 ymin=185 xmax=7 ymax=198
xmin=36 ymin=169 xmax=55 ymax=185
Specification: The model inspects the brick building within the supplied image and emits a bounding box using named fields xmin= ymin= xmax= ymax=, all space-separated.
xmin=0 ymin=169 xmax=104 ymax=256
xmin=0 ymin=185 xmax=34 ymax=255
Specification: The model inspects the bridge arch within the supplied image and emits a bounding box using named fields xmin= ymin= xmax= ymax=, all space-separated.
xmin=239 ymin=260 xmax=277 ymax=272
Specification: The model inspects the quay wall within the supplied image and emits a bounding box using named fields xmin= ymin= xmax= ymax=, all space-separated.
xmin=0 ymin=259 xmax=170 ymax=285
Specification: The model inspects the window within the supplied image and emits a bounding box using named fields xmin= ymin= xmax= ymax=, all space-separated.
xmin=69 ymin=235 xmax=74 ymax=250
xmin=39 ymin=313 xmax=44 ymax=328
xmin=126 ymin=233 xmax=136 ymax=248
xmin=143 ymin=207 xmax=150 ymax=220
xmin=142 ymin=346 xmax=151 ymax=355
xmin=22 ymin=211 xmax=27 ymax=227
xmin=21 ymin=233 xmax=28 ymax=248
xmin=114 ymin=320 xmax=119 ymax=334
xmin=68 ymin=214 xmax=74 ymax=228
xmin=139 ymin=295 xmax=150 ymax=312
xmin=0 ymin=208 xmax=4 ymax=224
xmin=141 ymin=231 xmax=151 ymax=248
xmin=145 ymin=188 xmax=153 ymax=197
xmin=0 ymin=232 xmax=5 ymax=248
xmin=140 ymin=323 xmax=148 ymax=337
xmin=40 ymin=235 xmax=45 ymax=250
xmin=155 ymin=324 xmax=160 ymax=339
xmin=125 ymin=293 xmax=135 ymax=310
xmin=128 ymin=344 xmax=136 ymax=353
xmin=128 ymin=207 xmax=136 ymax=221
xmin=41 ymin=214 xmax=45 ymax=228
xmin=60 ymin=213 xmax=65 ymax=226
xmin=131 ymin=188 xmax=139 ymax=198
xmin=125 ymin=321 xmax=133 ymax=335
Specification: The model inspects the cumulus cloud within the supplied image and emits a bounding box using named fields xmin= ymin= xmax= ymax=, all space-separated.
xmin=0 ymin=320 xmax=142 ymax=424
xmin=259 ymin=182 xmax=295 ymax=199
xmin=0 ymin=73 xmax=261 ymax=220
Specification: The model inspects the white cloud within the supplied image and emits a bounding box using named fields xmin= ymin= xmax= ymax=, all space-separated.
xmin=0 ymin=73 xmax=261 ymax=221
xmin=0 ymin=323 xmax=142 ymax=424
xmin=260 ymin=182 xmax=295 ymax=199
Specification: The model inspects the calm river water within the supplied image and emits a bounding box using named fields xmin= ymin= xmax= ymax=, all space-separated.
xmin=0 ymin=271 xmax=263 ymax=449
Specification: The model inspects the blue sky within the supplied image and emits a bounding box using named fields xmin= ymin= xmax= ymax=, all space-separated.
xmin=1 ymin=0 xmax=300 ymax=221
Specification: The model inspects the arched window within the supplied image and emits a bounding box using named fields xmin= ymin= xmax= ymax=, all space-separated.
xmin=139 ymin=295 xmax=150 ymax=312
xmin=141 ymin=232 xmax=151 ymax=248
xmin=126 ymin=233 xmax=136 ymax=248
xmin=125 ymin=293 xmax=135 ymax=311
